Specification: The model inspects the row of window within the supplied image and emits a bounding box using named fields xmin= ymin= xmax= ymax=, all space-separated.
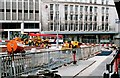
xmin=1 ymin=2 xmax=39 ymax=10
xmin=64 ymin=5 xmax=109 ymax=13
xmin=2 ymin=23 xmax=39 ymax=29
xmin=70 ymin=0 xmax=108 ymax=5
xmin=0 ymin=9 xmax=39 ymax=13
xmin=49 ymin=23 xmax=109 ymax=31
xmin=0 ymin=10 xmax=39 ymax=20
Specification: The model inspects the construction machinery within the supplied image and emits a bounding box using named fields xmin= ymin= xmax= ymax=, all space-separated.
xmin=61 ymin=41 xmax=80 ymax=50
xmin=6 ymin=38 xmax=25 ymax=54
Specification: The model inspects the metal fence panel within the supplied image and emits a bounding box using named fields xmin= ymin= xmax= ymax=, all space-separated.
xmin=0 ymin=45 xmax=101 ymax=77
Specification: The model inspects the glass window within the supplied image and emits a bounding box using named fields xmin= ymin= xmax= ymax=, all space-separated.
xmin=90 ymin=0 xmax=92 ymax=3
xmin=94 ymin=7 xmax=97 ymax=13
xmin=94 ymin=0 xmax=96 ymax=3
xmin=75 ymin=15 xmax=78 ymax=20
xmin=50 ymin=4 xmax=53 ymax=10
xmin=94 ymin=15 xmax=97 ymax=21
xmin=50 ymin=23 xmax=53 ymax=30
xmin=64 ymin=5 xmax=68 ymax=11
xmin=85 ymin=15 xmax=88 ymax=21
xmin=70 ymin=5 xmax=73 ymax=11
xmin=90 ymin=6 xmax=92 ymax=12
xmin=102 ymin=0 xmax=104 ymax=4
xmin=106 ymin=0 xmax=108 ymax=5
xmin=75 ymin=23 xmax=78 ymax=30
xmin=55 ymin=4 xmax=59 ymax=11
xmin=85 ymin=6 xmax=88 ymax=12
xmin=89 ymin=23 xmax=92 ymax=31
xmin=75 ymin=5 xmax=78 ymax=12
xmin=70 ymin=23 xmax=73 ymax=30
xmin=65 ymin=14 xmax=68 ymax=20
xmin=90 ymin=15 xmax=92 ymax=21
xmin=80 ymin=14 xmax=83 ymax=20
xmin=2 ymin=23 xmax=21 ymax=29
xmin=50 ymin=14 xmax=53 ymax=20
xmin=65 ymin=23 xmax=67 ymax=30
xmin=102 ymin=23 xmax=104 ymax=30
xmin=79 ymin=23 xmax=83 ymax=30
xmin=80 ymin=6 xmax=83 ymax=12
xmin=24 ymin=23 xmax=39 ymax=29
xmin=102 ymin=16 xmax=104 ymax=21
xmin=70 ymin=15 xmax=73 ymax=20
xmin=93 ymin=23 xmax=97 ymax=30
xmin=106 ymin=8 xmax=109 ymax=13
xmin=106 ymin=16 xmax=108 ymax=21
xmin=84 ymin=23 xmax=87 ymax=31
xmin=102 ymin=7 xmax=104 ymax=13
xmin=105 ymin=23 xmax=108 ymax=31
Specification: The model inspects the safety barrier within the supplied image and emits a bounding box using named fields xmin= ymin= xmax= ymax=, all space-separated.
xmin=0 ymin=45 xmax=101 ymax=78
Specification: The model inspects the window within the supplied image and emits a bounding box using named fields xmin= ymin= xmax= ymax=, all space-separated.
xmin=94 ymin=0 xmax=96 ymax=3
xmin=75 ymin=5 xmax=78 ymax=12
xmin=94 ymin=7 xmax=97 ymax=13
xmin=85 ymin=15 xmax=88 ymax=21
xmin=50 ymin=14 xmax=53 ymax=20
xmin=84 ymin=23 xmax=87 ymax=31
xmin=24 ymin=23 xmax=39 ymax=29
xmin=90 ymin=15 xmax=92 ymax=21
xmin=65 ymin=14 xmax=68 ymax=20
xmin=102 ymin=0 xmax=104 ymax=4
xmin=65 ymin=23 xmax=67 ymax=30
xmin=94 ymin=15 xmax=97 ymax=21
xmin=55 ymin=4 xmax=59 ymax=11
xmin=50 ymin=4 xmax=53 ymax=10
xmin=2 ymin=23 xmax=21 ymax=29
xmin=89 ymin=23 xmax=92 ymax=31
xmin=93 ymin=23 xmax=97 ymax=30
xmin=90 ymin=6 xmax=92 ymax=12
xmin=79 ymin=23 xmax=83 ymax=30
xmin=75 ymin=15 xmax=78 ymax=20
xmin=80 ymin=14 xmax=83 ymax=20
xmin=70 ymin=23 xmax=73 ymax=30
xmin=106 ymin=16 xmax=108 ymax=21
xmin=64 ymin=5 xmax=68 ymax=11
xmin=75 ymin=23 xmax=78 ymax=30
xmin=50 ymin=23 xmax=53 ymax=30
xmin=90 ymin=0 xmax=92 ymax=3
xmin=70 ymin=5 xmax=73 ymax=11
xmin=85 ymin=6 xmax=88 ymax=12
xmin=106 ymin=0 xmax=108 ymax=5
xmin=60 ymin=25 xmax=64 ymax=31
xmin=80 ymin=6 xmax=83 ymax=12
xmin=70 ymin=15 xmax=73 ymax=20
xmin=102 ymin=16 xmax=104 ymax=21
xmin=106 ymin=8 xmax=109 ymax=13
xmin=105 ymin=23 xmax=108 ymax=31
xmin=102 ymin=7 xmax=104 ymax=13
xmin=102 ymin=23 xmax=104 ymax=30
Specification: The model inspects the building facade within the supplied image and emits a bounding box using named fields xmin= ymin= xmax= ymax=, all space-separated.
xmin=0 ymin=0 xmax=119 ymax=43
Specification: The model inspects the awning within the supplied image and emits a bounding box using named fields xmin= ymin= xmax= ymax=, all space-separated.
xmin=29 ymin=33 xmax=63 ymax=38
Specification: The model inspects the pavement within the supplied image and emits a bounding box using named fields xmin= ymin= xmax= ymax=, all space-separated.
xmin=56 ymin=60 xmax=96 ymax=77
xmin=55 ymin=50 xmax=115 ymax=78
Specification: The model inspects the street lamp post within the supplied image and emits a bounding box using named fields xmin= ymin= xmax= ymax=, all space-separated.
xmin=55 ymin=0 xmax=59 ymax=48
